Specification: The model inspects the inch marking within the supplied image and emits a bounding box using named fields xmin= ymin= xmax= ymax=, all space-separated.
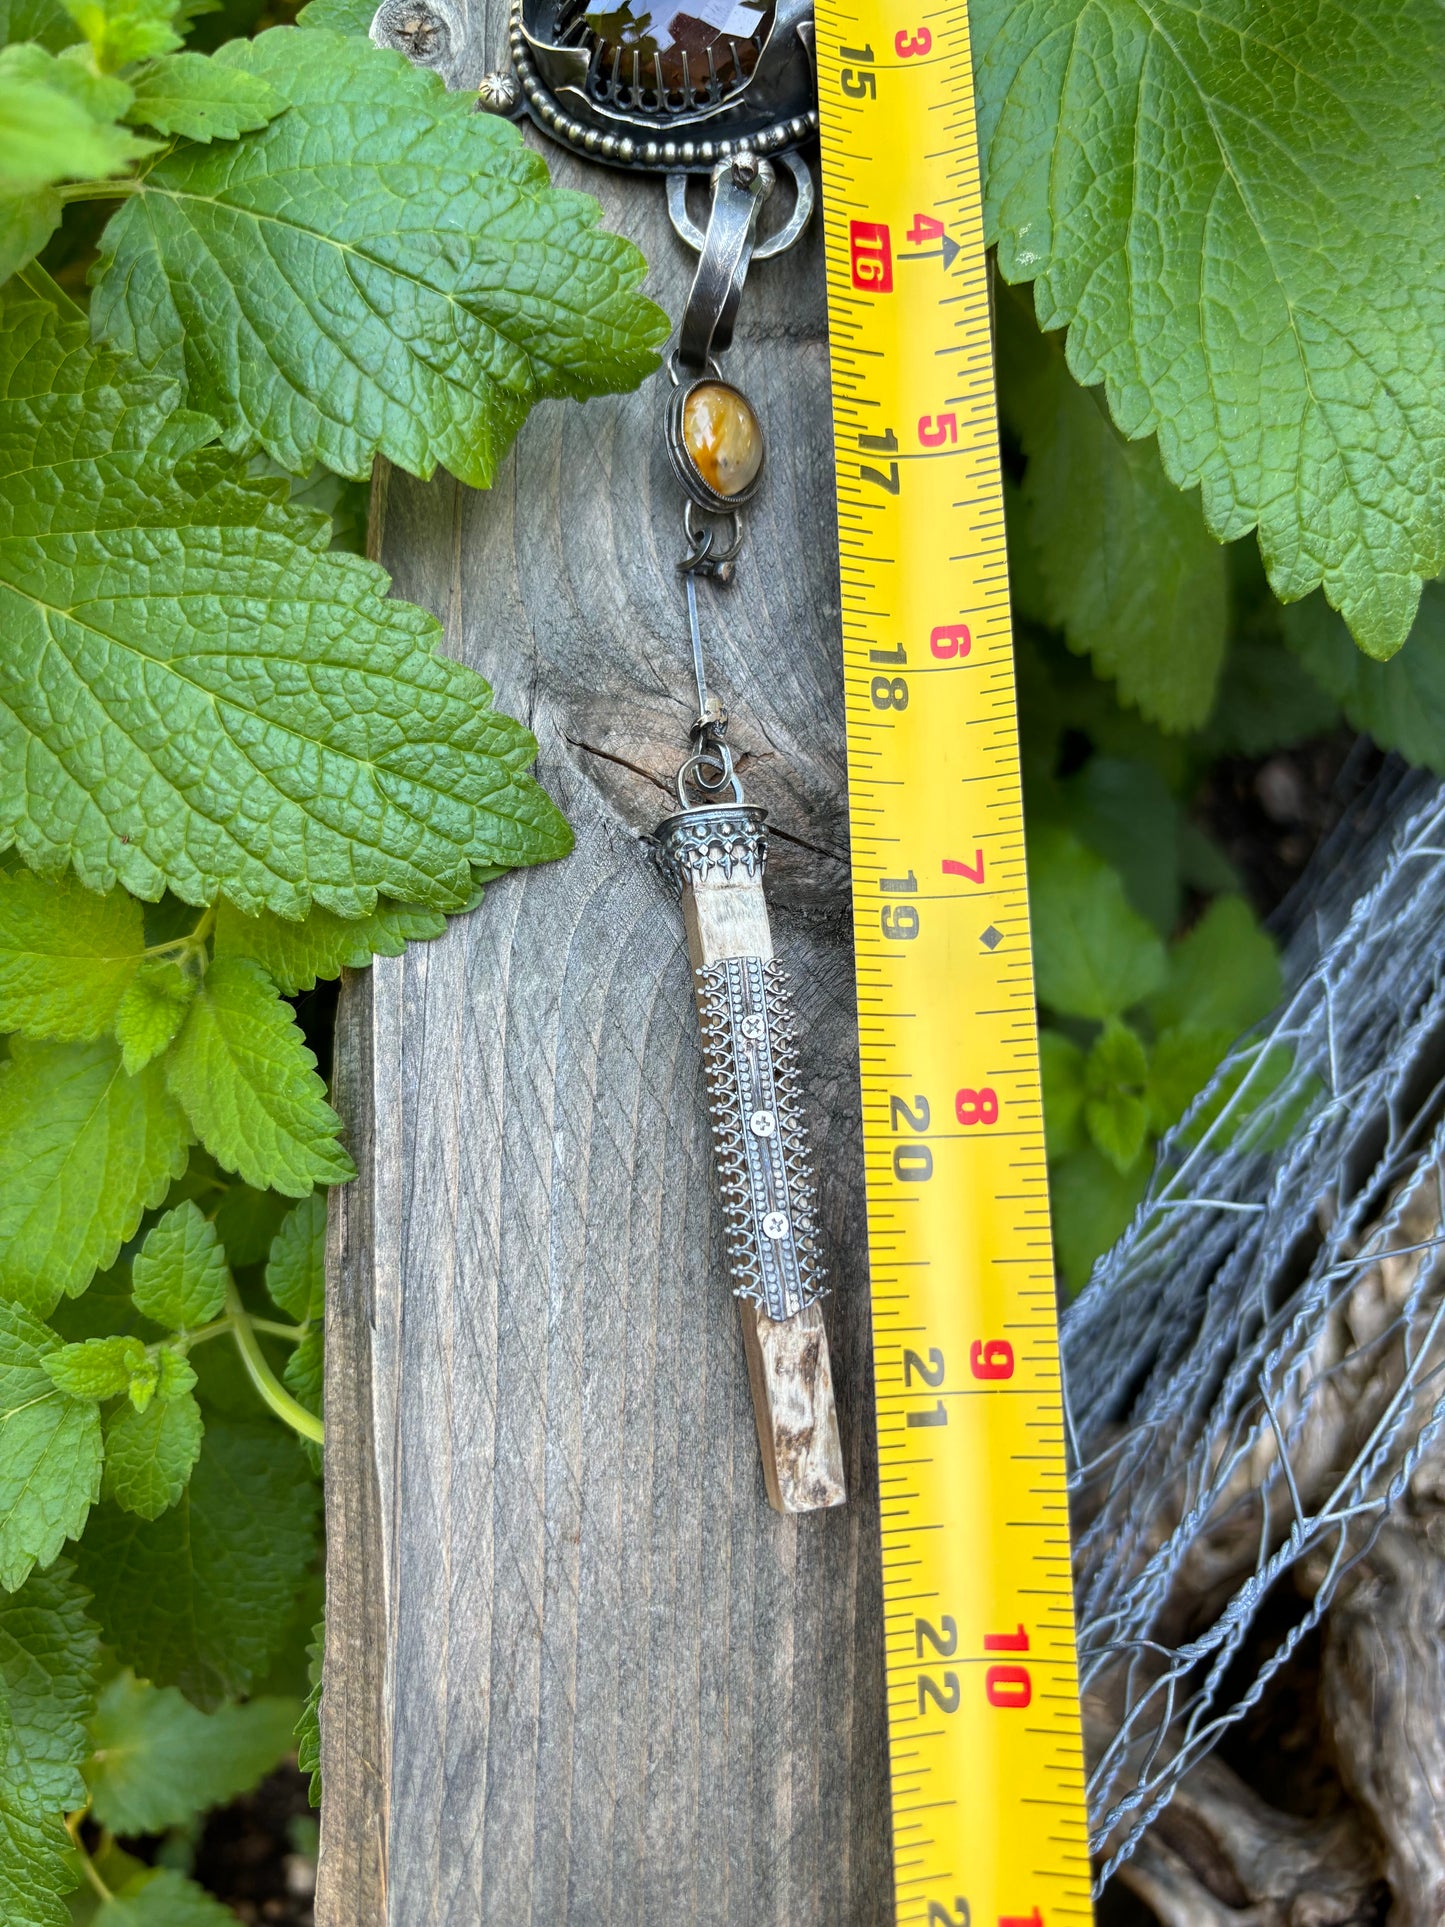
xmin=817 ymin=3 xmax=1093 ymax=1924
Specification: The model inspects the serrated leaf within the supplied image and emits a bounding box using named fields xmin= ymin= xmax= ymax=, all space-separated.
xmin=998 ymin=287 xmax=1226 ymax=728
xmin=1027 ymin=825 xmax=1166 ymax=1022
xmin=60 ymin=0 xmax=181 ymax=68
xmin=1049 ymin=1145 xmax=1150 ymax=1295
xmin=0 ymin=288 xmax=573 ymax=918
xmin=124 ymin=50 xmax=284 ymax=140
xmin=0 ymin=1559 xmax=99 ymax=1811
xmin=0 ymin=873 xmax=142 ymax=1042
xmin=115 ymin=959 xmax=196 ymax=1074
xmin=166 ymin=959 xmax=353 ymax=1196
xmin=265 ymin=1193 xmax=324 ymax=1322
xmin=77 ymin=1417 xmax=320 ymax=1708
xmin=0 ymin=1037 xmax=190 ymax=1314
xmin=91 ymin=25 xmax=669 ymax=485
xmin=102 ymin=1391 xmax=202 ymax=1518
xmin=155 ymin=1348 xmax=195 ymax=1398
xmin=0 ymin=1301 xmax=102 ymax=1590
xmin=215 ymin=896 xmax=447 ymax=994
xmin=86 ymin=1670 xmax=297 ymax=1834
xmin=1283 ymin=581 xmax=1445 ymax=775
xmin=131 ymin=1203 xmax=228 ymax=1331
xmin=42 ymin=1334 xmax=147 ymax=1399
xmin=0 ymin=1696 xmax=73 ymax=1927
xmin=96 ymin=1868 xmax=238 ymax=1927
xmin=0 ymin=42 xmax=151 ymax=190
xmin=297 ymin=1615 xmax=322 ymax=1803
xmin=977 ymin=0 xmax=1445 ymax=658
xmin=1147 ymin=896 xmax=1281 ymax=1040
xmin=1082 ymin=1020 xmax=1150 ymax=1173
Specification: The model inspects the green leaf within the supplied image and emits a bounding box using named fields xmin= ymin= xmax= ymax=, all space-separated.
xmin=1038 ymin=1029 xmax=1085 ymax=1162
xmin=1283 ymin=581 xmax=1445 ymax=774
xmin=0 ymin=0 xmax=83 ymax=53
xmin=87 ymin=1670 xmax=298 ymax=1835
xmin=1056 ymin=756 xmax=1180 ymax=935
xmin=976 ymin=0 xmax=1445 ymax=659
xmin=1146 ymin=1024 xmax=1235 ymax=1134
xmin=115 ymin=959 xmax=196 ymax=1074
xmin=215 ymin=896 xmax=448 ymax=995
xmin=264 ymin=1193 xmax=323 ymax=1322
xmin=294 ymin=0 xmax=373 ymax=30
xmin=1027 ymin=825 xmax=1166 ymax=1021
xmin=155 ymin=1348 xmax=195 ymax=1398
xmin=0 ymin=1559 xmax=99 ymax=1810
xmin=0 ymin=1561 xmax=98 ymax=1926
xmin=42 ymin=1334 xmax=146 ymax=1399
xmin=91 ymin=26 xmax=669 ymax=485
xmin=0 ymin=1037 xmax=189 ymax=1314
xmin=96 ymin=1868 xmax=239 ymax=1926
xmin=124 ymin=49 xmax=283 ymax=140
xmin=1082 ymin=1020 xmax=1150 ymax=1173
xmin=296 ymin=1617 xmax=321 ymax=1805
xmin=0 ymin=43 xmax=151 ymax=190
xmin=0 ymin=1301 xmax=102 ymax=1590
xmin=212 ymin=1182 xmax=289 ymax=1270
xmin=0 ymin=186 xmax=61 ymax=285
xmin=166 ymin=959 xmax=353 ymax=1196
xmin=102 ymin=1391 xmax=202 ymax=1518
xmin=0 ymin=873 xmax=142 ymax=1043
xmin=60 ymin=0 xmax=181 ymax=68
xmin=131 ymin=1203 xmax=228 ymax=1330
xmin=0 ymin=288 xmax=573 ymax=919
xmin=77 ymin=1417 xmax=321 ymax=1708
xmin=998 ymin=287 xmax=1226 ymax=728
xmin=1048 ymin=1145 xmax=1150 ymax=1296
xmin=1147 ymin=896 xmax=1281 ymax=1040
xmin=0 ymin=1698 xmax=73 ymax=1927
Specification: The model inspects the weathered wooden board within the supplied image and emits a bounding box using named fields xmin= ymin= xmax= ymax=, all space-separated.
xmin=317 ymin=4 xmax=892 ymax=1919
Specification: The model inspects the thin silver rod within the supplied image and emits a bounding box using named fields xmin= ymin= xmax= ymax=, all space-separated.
xmin=685 ymin=570 xmax=709 ymax=723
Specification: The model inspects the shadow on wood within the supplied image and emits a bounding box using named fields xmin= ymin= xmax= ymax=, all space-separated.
xmin=317 ymin=2 xmax=892 ymax=1919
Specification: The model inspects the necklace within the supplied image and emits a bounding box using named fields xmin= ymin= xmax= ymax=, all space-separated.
xmin=481 ymin=0 xmax=846 ymax=1513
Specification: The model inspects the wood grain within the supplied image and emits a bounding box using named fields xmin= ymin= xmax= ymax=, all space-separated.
xmin=318 ymin=2 xmax=891 ymax=1918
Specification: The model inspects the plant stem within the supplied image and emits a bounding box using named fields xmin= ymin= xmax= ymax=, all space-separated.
xmin=250 ymin=1316 xmax=306 ymax=1342
xmin=144 ymin=900 xmax=217 ymax=961
xmin=225 ymin=1278 xmax=323 ymax=1444
xmin=57 ymin=178 xmax=138 ymax=204
xmin=64 ymin=1811 xmax=112 ymax=1904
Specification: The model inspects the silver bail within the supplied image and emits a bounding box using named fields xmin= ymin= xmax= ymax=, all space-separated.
xmin=674 ymin=153 xmax=773 ymax=372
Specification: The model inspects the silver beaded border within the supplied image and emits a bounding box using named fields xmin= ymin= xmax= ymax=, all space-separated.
xmin=508 ymin=1 xmax=818 ymax=171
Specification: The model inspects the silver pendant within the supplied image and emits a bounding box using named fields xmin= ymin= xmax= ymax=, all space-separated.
xmin=483 ymin=16 xmax=845 ymax=1512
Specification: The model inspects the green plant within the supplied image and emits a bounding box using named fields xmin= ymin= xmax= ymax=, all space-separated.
xmin=0 ymin=0 xmax=665 ymax=1912
xmin=0 ymin=0 xmax=1441 ymax=1914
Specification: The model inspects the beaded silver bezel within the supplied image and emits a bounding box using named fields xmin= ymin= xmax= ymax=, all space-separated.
xmin=508 ymin=0 xmax=818 ymax=173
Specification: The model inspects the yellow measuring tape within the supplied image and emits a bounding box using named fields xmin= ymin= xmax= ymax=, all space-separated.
xmin=813 ymin=6 xmax=1093 ymax=1922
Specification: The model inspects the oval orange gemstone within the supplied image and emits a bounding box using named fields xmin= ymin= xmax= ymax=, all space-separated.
xmin=682 ymin=382 xmax=763 ymax=497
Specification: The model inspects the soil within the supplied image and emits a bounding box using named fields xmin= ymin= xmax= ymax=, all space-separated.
xmin=192 ymin=1764 xmax=316 ymax=1925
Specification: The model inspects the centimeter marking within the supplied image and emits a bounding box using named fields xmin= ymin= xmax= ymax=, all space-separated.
xmin=814 ymin=4 xmax=1093 ymax=1923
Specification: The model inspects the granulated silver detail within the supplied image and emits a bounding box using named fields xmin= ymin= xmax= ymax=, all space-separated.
xmin=653 ymin=802 xmax=767 ymax=897
xmin=695 ymin=954 xmax=824 ymax=1321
